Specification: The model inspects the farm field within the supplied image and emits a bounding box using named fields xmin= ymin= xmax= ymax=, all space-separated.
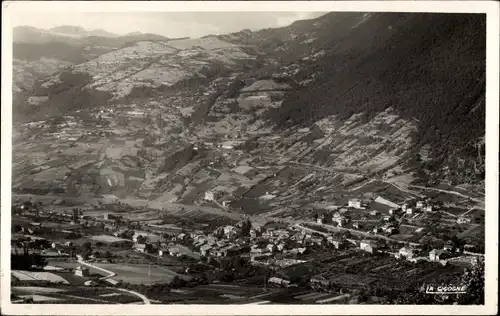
xmin=93 ymin=263 xmax=191 ymax=285
xmin=91 ymin=235 xmax=132 ymax=244
xmin=12 ymin=270 xmax=70 ymax=284
xmin=150 ymin=283 xmax=278 ymax=304
xmin=11 ymin=286 xmax=142 ymax=304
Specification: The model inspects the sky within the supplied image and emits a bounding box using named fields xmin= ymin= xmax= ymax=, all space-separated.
xmin=12 ymin=12 xmax=327 ymax=38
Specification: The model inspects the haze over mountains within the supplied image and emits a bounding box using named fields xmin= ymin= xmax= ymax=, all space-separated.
xmin=12 ymin=12 xmax=485 ymax=204
xmin=14 ymin=25 xmax=120 ymax=42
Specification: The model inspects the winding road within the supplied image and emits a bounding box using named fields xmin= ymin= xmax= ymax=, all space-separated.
xmin=294 ymin=222 xmax=421 ymax=247
xmin=408 ymin=184 xmax=485 ymax=205
xmin=77 ymin=256 xmax=151 ymax=304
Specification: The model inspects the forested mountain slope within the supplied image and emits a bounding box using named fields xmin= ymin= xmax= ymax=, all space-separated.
xmin=12 ymin=13 xmax=486 ymax=187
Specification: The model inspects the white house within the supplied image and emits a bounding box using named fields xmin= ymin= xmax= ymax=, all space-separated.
xmin=416 ymin=201 xmax=425 ymax=209
xmin=277 ymin=243 xmax=286 ymax=252
xmin=327 ymin=237 xmax=345 ymax=250
xmin=224 ymin=225 xmax=237 ymax=237
xmin=204 ymin=191 xmax=217 ymax=201
xmin=249 ymin=229 xmax=259 ymax=239
xmin=317 ymin=214 xmax=325 ymax=224
xmin=74 ymin=265 xmax=90 ymax=277
xmin=360 ymin=240 xmax=378 ymax=254
xmin=133 ymin=243 xmax=147 ymax=252
xmin=200 ymin=244 xmax=213 ymax=256
xmin=348 ymin=199 xmax=362 ymax=209
xmin=406 ymin=208 xmax=414 ymax=215
xmin=399 ymin=247 xmax=415 ymax=260
xmin=266 ymin=243 xmax=277 ymax=253
xmin=429 ymin=249 xmax=446 ymax=261
xmin=443 ymin=243 xmax=454 ymax=251
xmin=177 ymin=233 xmax=187 ymax=241
xmin=226 ymin=230 xmax=238 ymax=240
xmin=332 ymin=212 xmax=348 ymax=226
xmin=384 ymin=226 xmax=397 ymax=235
xmin=457 ymin=217 xmax=472 ymax=224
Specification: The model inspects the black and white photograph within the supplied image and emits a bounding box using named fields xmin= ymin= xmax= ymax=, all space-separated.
xmin=1 ymin=1 xmax=498 ymax=315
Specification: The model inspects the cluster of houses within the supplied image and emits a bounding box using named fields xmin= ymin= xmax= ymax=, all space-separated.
xmin=316 ymin=208 xmax=350 ymax=226
xmin=190 ymin=223 xmax=310 ymax=261
xmin=394 ymin=244 xmax=456 ymax=266
xmin=401 ymin=200 xmax=435 ymax=215
xmin=357 ymin=237 xmax=468 ymax=267
xmin=130 ymin=218 xmax=355 ymax=265
xmin=372 ymin=221 xmax=399 ymax=235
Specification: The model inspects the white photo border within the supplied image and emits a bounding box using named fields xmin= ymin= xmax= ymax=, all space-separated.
xmin=1 ymin=1 xmax=498 ymax=315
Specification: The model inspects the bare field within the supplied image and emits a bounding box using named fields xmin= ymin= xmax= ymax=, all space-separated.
xmin=93 ymin=263 xmax=191 ymax=285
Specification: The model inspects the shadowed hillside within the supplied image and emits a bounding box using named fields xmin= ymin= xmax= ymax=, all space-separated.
xmin=267 ymin=13 xmax=486 ymax=183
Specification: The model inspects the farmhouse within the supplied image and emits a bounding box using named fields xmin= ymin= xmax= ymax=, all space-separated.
xmin=132 ymin=231 xmax=161 ymax=243
xmin=74 ymin=265 xmax=90 ymax=277
xmin=388 ymin=209 xmax=400 ymax=215
xmin=224 ymin=225 xmax=240 ymax=239
xmin=249 ymin=229 xmax=260 ymax=239
xmin=287 ymin=247 xmax=308 ymax=255
xmin=457 ymin=217 xmax=472 ymax=224
xmin=317 ymin=214 xmax=325 ymax=224
xmin=199 ymin=244 xmax=214 ymax=256
xmin=250 ymin=247 xmax=266 ymax=255
xmin=327 ymin=237 xmax=346 ymax=250
xmin=429 ymin=249 xmax=446 ymax=261
xmin=158 ymin=248 xmax=168 ymax=257
xmin=348 ymin=199 xmax=362 ymax=209
xmin=204 ymin=191 xmax=218 ymax=201
xmin=425 ymin=205 xmax=434 ymax=212
xmin=177 ymin=233 xmax=188 ymax=241
xmin=277 ymin=242 xmax=287 ymax=252
xmin=134 ymin=243 xmax=147 ymax=252
xmin=398 ymin=247 xmax=415 ymax=260
xmin=443 ymin=243 xmax=454 ymax=251
xmin=384 ymin=226 xmax=398 ymax=235
xmin=266 ymin=243 xmax=277 ymax=253
xmin=332 ymin=213 xmax=348 ymax=226
xmin=359 ymin=240 xmax=378 ymax=254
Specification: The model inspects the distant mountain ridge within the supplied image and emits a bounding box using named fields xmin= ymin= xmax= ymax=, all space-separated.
xmin=49 ymin=25 xmax=119 ymax=38
xmin=13 ymin=25 xmax=167 ymax=43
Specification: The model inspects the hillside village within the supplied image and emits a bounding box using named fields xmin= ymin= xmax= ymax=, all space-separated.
xmin=11 ymin=183 xmax=484 ymax=304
